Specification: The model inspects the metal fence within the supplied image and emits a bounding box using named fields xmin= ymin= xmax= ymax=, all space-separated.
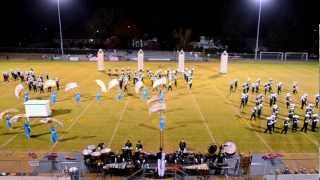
xmin=0 ymin=48 xmax=318 ymax=62
xmin=0 ymin=160 xmax=84 ymax=179
xmin=0 ymin=158 xmax=318 ymax=179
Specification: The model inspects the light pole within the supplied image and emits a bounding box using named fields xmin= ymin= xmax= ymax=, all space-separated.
xmin=57 ymin=0 xmax=64 ymax=56
xmin=254 ymin=0 xmax=262 ymax=60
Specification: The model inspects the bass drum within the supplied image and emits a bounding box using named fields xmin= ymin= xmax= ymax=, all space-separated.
xmin=222 ymin=141 xmax=237 ymax=156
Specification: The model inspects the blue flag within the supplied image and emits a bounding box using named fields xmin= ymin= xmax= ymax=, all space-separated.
xmin=96 ymin=91 xmax=101 ymax=102
xmin=24 ymin=122 xmax=31 ymax=139
xmin=141 ymin=88 xmax=149 ymax=101
xmin=159 ymin=90 xmax=165 ymax=103
xmin=50 ymin=127 xmax=58 ymax=144
xmin=5 ymin=115 xmax=11 ymax=129
xmin=24 ymin=93 xmax=29 ymax=102
xmin=75 ymin=93 xmax=81 ymax=104
xmin=159 ymin=117 xmax=165 ymax=130
xmin=51 ymin=92 xmax=57 ymax=104
xmin=116 ymin=91 xmax=124 ymax=102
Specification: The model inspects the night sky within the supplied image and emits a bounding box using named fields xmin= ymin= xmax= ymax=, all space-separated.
xmin=0 ymin=0 xmax=318 ymax=53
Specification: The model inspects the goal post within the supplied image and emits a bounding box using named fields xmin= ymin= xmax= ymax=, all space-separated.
xmin=284 ymin=52 xmax=308 ymax=61
xmin=259 ymin=52 xmax=284 ymax=61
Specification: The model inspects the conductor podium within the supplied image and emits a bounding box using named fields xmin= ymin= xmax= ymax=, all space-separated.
xmin=24 ymin=100 xmax=52 ymax=117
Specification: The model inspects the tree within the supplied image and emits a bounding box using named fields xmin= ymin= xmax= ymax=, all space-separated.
xmin=85 ymin=8 xmax=123 ymax=38
xmin=173 ymin=28 xmax=192 ymax=50
xmin=113 ymin=16 xmax=141 ymax=48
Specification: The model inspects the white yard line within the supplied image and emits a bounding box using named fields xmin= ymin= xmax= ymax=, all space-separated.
xmin=107 ymin=101 xmax=129 ymax=148
xmin=301 ymin=133 xmax=319 ymax=146
xmin=0 ymin=134 xmax=19 ymax=149
xmin=212 ymin=83 xmax=274 ymax=152
xmin=50 ymin=100 xmax=95 ymax=151
xmin=189 ymin=91 xmax=217 ymax=143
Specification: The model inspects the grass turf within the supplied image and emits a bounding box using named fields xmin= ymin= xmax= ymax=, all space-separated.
xmin=0 ymin=60 xmax=318 ymax=154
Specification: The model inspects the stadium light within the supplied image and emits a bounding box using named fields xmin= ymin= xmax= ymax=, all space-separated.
xmin=254 ymin=0 xmax=263 ymax=60
xmin=57 ymin=0 xmax=64 ymax=56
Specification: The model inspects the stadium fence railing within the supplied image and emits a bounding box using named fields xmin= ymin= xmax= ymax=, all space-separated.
xmin=0 ymin=157 xmax=317 ymax=179
xmin=0 ymin=48 xmax=318 ymax=62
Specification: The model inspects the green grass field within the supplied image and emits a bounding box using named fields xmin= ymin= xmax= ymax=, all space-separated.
xmin=0 ymin=60 xmax=318 ymax=155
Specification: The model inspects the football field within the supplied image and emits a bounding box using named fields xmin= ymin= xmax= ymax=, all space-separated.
xmin=0 ymin=60 xmax=318 ymax=154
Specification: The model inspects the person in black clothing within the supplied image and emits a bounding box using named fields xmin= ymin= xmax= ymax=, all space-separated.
xmin=250 ymin=107 xmax=257 ymax=120
xmin=292 ymin=115 xmax=299 ymax=132
xmin=300 ymin=114 xmax=310 ymax=133
xmin=240 ymin=94 xmax=246 ymax=110
xmin=300 ymin=94 xmax=308 ymax=109
xmin=168 ymin=81 xmax=173 ymax=91
xmin=215 ymin=145 xmax=227 ymax=175
xmin=281 ymin=118 xmax=289 ymax=134
xmin=32 ymin=82 xmax=37 ymax=92
xmin=179 ymin=139 xmax=187 ymax=152
xmin=244 ymin=93 xmax=249 ymax=106
xmin=264 ymin=118 xmax=273 ymax=134
xmin=174 ymin=78 xmax=177 ymax=88
xmin=55 ymin=78 xmax=60 ymax=91
xmin=311 ymin=114 xmax=319 ymax=132
xmin=285 ymin=93 xmax=291 ymax=109
xmin=315 ymin=94 xmax=320 ymax=108
xmin=229 ymin=81 xmax=234 ymax=94
xmin=39 ymin=82 xmax=44 ymax=94
xmin=125 ymin=140 xmax=132 ymax=148
xmin=257 ymin=104 xmax=263 ymax=118
xmin=208 ymin=144 xmax=217 ymax=155
xmin=28 ymin=81 xmax=32 ymax=91
xmin=123 ymin=140 xmax=133 ymax=161
xmin=136 ymin=140 xmax=143 ymax=151
xmin=276 ymin=82 xmax=283 ymax=94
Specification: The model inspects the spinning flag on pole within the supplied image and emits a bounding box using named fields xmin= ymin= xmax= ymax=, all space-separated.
xmin=95 ymin=80 xmax=107 ymax=93
xmin=0 ymin=108 xmax=19 ymax=119
xmin=9 ymin=114 xmax=26 ymax=124
xmin=14 ymin=84 xmax=24 ymax=98
xmin=149 ymin=102 xmax=166 ymax=114
xmin=65 ymin=82 xmax=79 ymax=92
xmin=40 ymin=118 xmax=64 ymax=128
xmin=44 ymin=80 xmax=57 ymax=89
xmin=153 ymin=79 xmax=162 ymax=89
xmin=108 ymin=79 xmax=119 ymax=91
xmin=147 ymin=96 xmax=161 ymax=105
xmin=50 ymin=127 xmax=58 ymax=143
xmin=24 ymin=122 xmax=31 ymax=139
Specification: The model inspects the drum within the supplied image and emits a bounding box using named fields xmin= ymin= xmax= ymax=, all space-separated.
xmin=101 ymin=148 xmax=111 ymax=163
xmin=101 ymin=148 xmax=111 ymax=154
xmin=91 ymin=151 xmax=101 ymax=162
xmin=122 ymin=147 xmax=133 ymax=160
xmin=82 ymin=149 xmax=92 ymax=159
xmin=87 ymin=144 xmax=96 ymax=151
xmin=222 ymin=141 xmax=237 ymax=156
xmin=91 ymin=151 xmax=101 ymax=157
xmin=122 ymin=147 xmax=133 ymax=151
